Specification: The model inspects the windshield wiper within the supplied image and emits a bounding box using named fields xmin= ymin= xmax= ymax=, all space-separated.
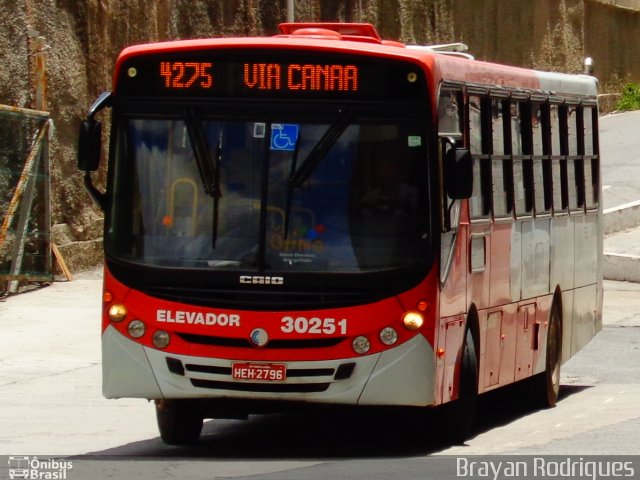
xmin=184 ymin=109 xmax=219 ymax=197
xmin=283 ymin=110 xmax=351 ymax=238
xmin=289 ymin=109 xmax=351 ymax=187
xmin=184 ymin=110 xmax=221 ymax=247
xmin=283 ymin=138 xmax=301 ymax=239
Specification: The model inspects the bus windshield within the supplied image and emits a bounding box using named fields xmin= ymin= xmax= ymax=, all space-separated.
xmin=107 ymin=110 xmax=432 ymax=274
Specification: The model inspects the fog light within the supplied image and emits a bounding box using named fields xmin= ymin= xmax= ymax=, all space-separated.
xmin=127 ymin=319 xmax=146 ymax=339
xmin=379 ymin=327 xmax=398 ymax=346
xmin=352 ymin=336 xmax=370 ymax=355
xmin=153 ymin=330 xmax=171 ymax=349
xmin=108 ymin=303 xmax=127 ymax=323
xmin=402 ymin=311 xmax=424 ymax=331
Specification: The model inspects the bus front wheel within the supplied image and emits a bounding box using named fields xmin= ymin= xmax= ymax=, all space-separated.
xmin=155 ymin=399 xmax=204 ymax=445
xmin=445 ymin=328 xmax=478 ymax=444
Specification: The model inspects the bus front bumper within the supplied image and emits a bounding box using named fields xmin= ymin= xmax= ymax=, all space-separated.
xmin=102 ymin=325 xmax=436 ymax=407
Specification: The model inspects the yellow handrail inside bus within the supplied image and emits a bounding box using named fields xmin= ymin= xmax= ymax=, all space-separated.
xmin=166 ymin=178 xmax=198 ymax=235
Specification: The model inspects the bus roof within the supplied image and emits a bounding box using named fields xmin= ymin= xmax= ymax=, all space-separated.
xmin=114 ymin=22 xmax=598 ymax=99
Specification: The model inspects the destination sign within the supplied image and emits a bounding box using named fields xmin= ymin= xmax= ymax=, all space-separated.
xmin=116 ymin=51 xmax=424 ymax=101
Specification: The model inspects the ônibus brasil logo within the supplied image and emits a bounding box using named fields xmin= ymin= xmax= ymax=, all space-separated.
xmin=7 ymin=456 xmax=73 ymax=479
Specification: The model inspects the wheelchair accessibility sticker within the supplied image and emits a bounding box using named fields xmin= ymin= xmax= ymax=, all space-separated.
xmin=270 ymin=124 xmax=299 ymax=151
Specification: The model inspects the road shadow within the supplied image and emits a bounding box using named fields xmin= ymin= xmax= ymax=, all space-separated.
xmin=472 ymin=382 xmax=591 ymax=435
xmin=77 ymin=383 xmax=592 ymax=460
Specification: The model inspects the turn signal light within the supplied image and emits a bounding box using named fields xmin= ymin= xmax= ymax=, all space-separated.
xmin=108 ymin=303 xmax=127 ymax=323
xmin=402 ymin=311 xmax=424 ymax=331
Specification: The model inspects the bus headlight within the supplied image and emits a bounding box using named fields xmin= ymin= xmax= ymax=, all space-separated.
xmin=379 ymin=327 xmax=398 ymax=346
xmin=153 ymin=330 xmax=171 ymax=349
xmin=352 ymin=336 xmax=371 ymax=355
xmin=108 ymin=303 xmax=127 ymax=323
xmin=402 ymin=311 xmax=424 ymax=331
xmin=127 ymin=320 xmax=146 ymax=339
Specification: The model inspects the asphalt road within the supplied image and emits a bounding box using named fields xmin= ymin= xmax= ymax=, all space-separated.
xmin=600 ymin=110 xmax=640 ymax=210
xmin=0 ymin=274 xmax=638 ymax=479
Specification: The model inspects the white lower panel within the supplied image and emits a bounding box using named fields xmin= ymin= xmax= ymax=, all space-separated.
xmin=102 ymin=326 xmax=436 ymax=406
xmin=102 ymin=325 xmax=162 ymax=399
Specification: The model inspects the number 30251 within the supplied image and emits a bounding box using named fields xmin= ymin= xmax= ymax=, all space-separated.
xmin=280 ymin=316 xmax=348 ymax=335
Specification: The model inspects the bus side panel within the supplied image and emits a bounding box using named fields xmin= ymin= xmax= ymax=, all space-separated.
xmin=561 ymin=288 xmax=575 ymax=365
xmin=575 ymin=213 xmax=599 ymax=287
xmin=440 ymin=315 xmax=465 ymax=403
xmin=550 ymin=215 xmax=575 ymax=291
xmin=439 ymin=225 xmax=468 ymax=318
xmin=478 ymin=304 xmax=519 ymax=392
xmin=532 ymin=294 xmax=553 ymax=376
xmin=489 ymin=222 xmax=512 ymax=306
xmin=467 ymin=224 xmax=491 ymax=310
xmin=521 ymin=218 xmax=551 ymax=299
xmin=571 ymin=284 xmax=598 ymax=357
xmin=569 ymin=213 xmax=600 ymax=358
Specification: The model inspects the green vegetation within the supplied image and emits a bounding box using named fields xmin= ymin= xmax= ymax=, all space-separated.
xmin=616 ymin=83 xmax=640 ymax=111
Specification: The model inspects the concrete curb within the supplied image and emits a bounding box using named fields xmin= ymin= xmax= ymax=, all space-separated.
xmin=604 ymin=201 xmax=640 ymax=282
xmin=604 ymin=200 xmax=640 ymax=235
xmin=603 ymin=253 xmax=640 ymax=282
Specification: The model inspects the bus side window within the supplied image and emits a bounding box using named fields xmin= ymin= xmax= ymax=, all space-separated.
xmin=549 ymin=104 xmax=567 ymax=215
xmin=527 ymin=101 xmax=552 ymax=215
xmin=550 ymin=104 xmax=561 ymax=157
xmin=562 ymin=105 xmax=584 ymax=212
xmin=492 ymin=98 xmax=512 ymax=218
xmin=583 ymin=105 xmax=599 ymax=210
xmin=469 ymin=95 xmax=483 ymax=155
xmin=513 ymin=158 xmax=534 ymax=217
xmin=468 ymin=95 xmax=491 ymax=220
xmin=438 ymin=88 xmax=463 ymax=135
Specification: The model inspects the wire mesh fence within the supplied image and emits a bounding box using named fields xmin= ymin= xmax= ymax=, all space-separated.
xmin=0 ymin=104 xmax=52 ymax=295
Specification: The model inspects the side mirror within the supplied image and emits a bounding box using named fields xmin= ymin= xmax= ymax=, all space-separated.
xmin=77 ymin=91 xmax=112 ymax=172
xmin=78 ymin=91 xmax=112 ymax=210
xmin=445 ymin=145 xmax=473 ymax=199
xmin=78 ymin=120 xmax=102 ymax=172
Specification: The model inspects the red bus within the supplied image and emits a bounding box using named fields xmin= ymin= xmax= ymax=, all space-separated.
xmin=78 ymin=23 xmax=602 ymax=445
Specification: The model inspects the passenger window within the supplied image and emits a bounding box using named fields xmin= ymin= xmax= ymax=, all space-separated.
xmin=492 ymin=159 xmax=512 ymax=218
xmin=438 ymin=89 xmax=463 ymax=135
xmin=531 ymin=102 xmax=544 ymax=156
xmin=550 ymin=104 xmax=561 ymax=156
xmin=511 ymin=102 xmax=523 ymax=155
xmin=568 ymin=159 xmax=584 ymax=212
xmin=513 ymin=158 xmax=533 ymax=217
xmin=584 ymin=107 xmax=595 ymax=155
xmin=492 ymin=97 xmax=506 ymax=155
xmin=470 ymin=157 xmax=491 ymax=219
xmin=567 ymin=106 xmax=579 ymax=156
xmin=552 ymin=160 xmax=566 ymax=213
xmin=469 ymin=95 xmax=483 ymax=155
xmin=533 ymin=158 xmax=552 ymax=214
xmin=585 ymin=157 xmax=599 ymax=209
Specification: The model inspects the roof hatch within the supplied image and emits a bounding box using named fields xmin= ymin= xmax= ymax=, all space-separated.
xmin=277 ymin=22 xmax=387 ymax=44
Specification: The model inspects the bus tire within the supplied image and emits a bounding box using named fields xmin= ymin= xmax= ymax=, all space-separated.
xmin=155 ymin=399 xmax=204 ymax=445
xmin=532 ymin=302 xmax=562 ymax=408
xmin=446 ymin=328 xmax=478 ymax=444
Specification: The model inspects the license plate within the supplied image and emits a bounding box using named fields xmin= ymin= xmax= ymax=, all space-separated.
xmin=232 ymin=362 xmax=286 ymax=382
